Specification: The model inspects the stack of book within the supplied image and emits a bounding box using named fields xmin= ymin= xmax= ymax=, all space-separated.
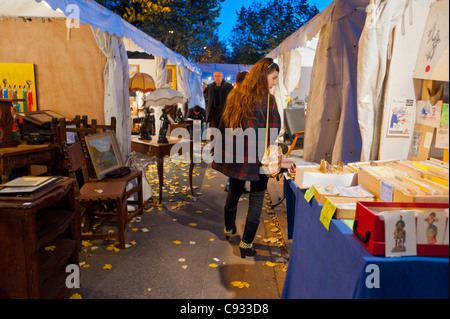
xmin=0 ymin=176 xmax=62 ymax=198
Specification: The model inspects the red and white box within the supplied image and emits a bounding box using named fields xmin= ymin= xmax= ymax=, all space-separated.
xmin=353 ymin=201 xmax=449 ymax=257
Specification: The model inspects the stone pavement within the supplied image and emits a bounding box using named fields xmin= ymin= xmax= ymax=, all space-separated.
xmin=73 ymin=151 xmax=290 ymax=299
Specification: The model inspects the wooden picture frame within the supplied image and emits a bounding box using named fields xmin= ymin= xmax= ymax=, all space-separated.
xmin=84 ymin=132 xmax=124 ymax=179
xmin=16 ymin=110 xmax=67 ymax=125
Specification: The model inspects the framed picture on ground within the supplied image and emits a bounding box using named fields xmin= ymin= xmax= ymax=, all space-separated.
xmin=85 ymin=132 xmax=124 ymax=179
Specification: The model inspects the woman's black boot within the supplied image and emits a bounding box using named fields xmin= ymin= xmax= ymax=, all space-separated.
xmin=224 ymin=226 xmax=237 ymax=240
xmin=239 ymin=242 xmax=256 ymax=258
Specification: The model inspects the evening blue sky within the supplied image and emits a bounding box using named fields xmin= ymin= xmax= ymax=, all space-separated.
xmin=217 ymin=0 xmax=333 ymax=41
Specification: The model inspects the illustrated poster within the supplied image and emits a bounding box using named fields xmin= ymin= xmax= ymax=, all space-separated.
xmin=416 ymin=100 xmax=442 ymax=128
xmin=387 ymin=98 xmax=414 ymax=137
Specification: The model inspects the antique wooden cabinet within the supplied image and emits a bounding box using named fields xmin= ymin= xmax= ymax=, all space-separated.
xmin=0 ymin=178 xmax=79 ymax=299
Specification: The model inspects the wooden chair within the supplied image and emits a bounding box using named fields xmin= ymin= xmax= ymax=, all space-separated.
xmin=284 ymin=108 xmax=306 ymax=158
xmin=286 ymin=131 xmax=305 ymax=157
xmin=62 ymin=140 xmax=130 ymax=249
xmin=82 ymin=117 xmax=144 ymax=219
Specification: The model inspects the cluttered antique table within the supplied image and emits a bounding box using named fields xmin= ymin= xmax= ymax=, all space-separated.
xmin=131 ymin=136 xmax=194 ymax=203
xmin=282 ymin=178 xmax=449 ymax=299
xmin=0 ymin=142 xmax=59 ymax=183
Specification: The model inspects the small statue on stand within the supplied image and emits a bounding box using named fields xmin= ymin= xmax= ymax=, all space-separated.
xmin=175 ymin=108 xmax=185 ymax=124
xmin=158 ymin=107 xmax=170 ymax=144
xmin=139 ymin=107 xmax=152 ymax=140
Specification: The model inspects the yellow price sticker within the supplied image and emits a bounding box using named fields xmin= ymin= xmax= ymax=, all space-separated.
xmin=319 ymin=198 xmax=337 ymax=231
xmin=304 ymin=185 xmax=316 ymax=202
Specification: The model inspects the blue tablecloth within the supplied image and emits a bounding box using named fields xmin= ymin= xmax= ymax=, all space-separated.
xmin=282 ymin=179 xmax=449 ymax=299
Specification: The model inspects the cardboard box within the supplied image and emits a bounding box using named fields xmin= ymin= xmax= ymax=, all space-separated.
xmin=358 ymin=166 xmax=449 ymax=203
xmin=314 ymin=185 xmax=376 ymax=204
xmin=324 ymin=196 xmax=377 ymax=220
xmin=294 ymin=165 xmax=358 ymax=189
xmin=353 ymin=201 xmax=449 ymax=257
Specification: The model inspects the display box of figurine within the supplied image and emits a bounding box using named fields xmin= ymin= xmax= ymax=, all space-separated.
xmin=353 ymin=201 xmax=449 ymax=257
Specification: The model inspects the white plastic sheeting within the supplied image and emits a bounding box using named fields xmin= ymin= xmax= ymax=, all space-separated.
xmin=92 ymin=28 xmax=131 ymax=159
xmin=357 ymin=0 xmax=409 ymax=161
xmin=378 ymin=0 xmax=437 ymax=160
xmin=266 ymin=4 xmax=330 ymax=142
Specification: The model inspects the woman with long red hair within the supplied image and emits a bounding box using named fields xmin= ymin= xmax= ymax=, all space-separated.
xmin=212 ymin=57 xmax=281 ymax=258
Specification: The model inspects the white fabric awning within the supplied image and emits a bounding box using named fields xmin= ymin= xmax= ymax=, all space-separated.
xmin=1 ymin=0 xmax=201 ymax=75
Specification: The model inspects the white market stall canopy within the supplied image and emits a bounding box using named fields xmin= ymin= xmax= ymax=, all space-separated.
xmin=1 ymin=0 xmax=201 ymax=75
xmin=265 ymin=1 xmax=334 ymax=150
xmin=1 ymin=0 xmax=204 ymax=159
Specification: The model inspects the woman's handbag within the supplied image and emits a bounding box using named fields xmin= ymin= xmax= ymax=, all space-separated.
xmin=261 ymin=94 xmax=282 ymax=178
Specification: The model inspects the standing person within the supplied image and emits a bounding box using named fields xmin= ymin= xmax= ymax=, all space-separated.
xmin=212 ymin=58 xmax=280 ymax=258
xmin=205 ymin=71 xmax=233 ymax=129
xmin=225 ymin=70 xmax=249 ymax=192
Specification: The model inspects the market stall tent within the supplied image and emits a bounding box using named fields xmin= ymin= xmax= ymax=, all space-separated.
xmin=268 ymin=0 xmax=370 ymax=164
xmin=267 ymin=0 xmax=444 ymax=164
xmin=0 ymin=0 xmax=203 ymax=159
xmin=266 ymin=4 xmax=330 ymax=141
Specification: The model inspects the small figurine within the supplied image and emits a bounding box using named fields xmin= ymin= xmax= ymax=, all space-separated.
xmin=139 ymin=107 xmax=152 ymax=140
xmin=175 ymin=108 xmax=185 ymax=124
xmin=158 ymin=108 xmax=170 ymax=143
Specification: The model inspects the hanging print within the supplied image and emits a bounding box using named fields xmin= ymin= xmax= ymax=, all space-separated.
xmin=387 ymin=98 xmax=414 ymax=137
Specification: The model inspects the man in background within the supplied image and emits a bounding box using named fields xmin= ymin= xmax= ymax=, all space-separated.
xmin=205 ymin=71 xmax=233 ymax=129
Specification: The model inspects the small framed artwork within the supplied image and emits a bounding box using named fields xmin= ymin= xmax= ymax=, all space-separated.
xmin=85 ymin=132 xmax=124 ymax=179
xmin=129 ymin=64 xmax=140 ymax=76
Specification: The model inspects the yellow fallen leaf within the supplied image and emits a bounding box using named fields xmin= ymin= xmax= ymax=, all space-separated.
xmin=70 ymin=293 xmax=82 ymax=299
xmin=106 ymin=245 xmax=120 ymax=252
xmin=265 ymin=261 xmax=276 ymax=267
xmin=45 ymin=246 xmax=56 ymax=251
xmin=209 ymin=238 xmax=214 ymax=242
xmin=231 ymin=281 xmax=250 ymax=289
xmin=173 ymin=241 xmax=181 ymax=244
xmin=209 ymin=263 xmax=218 ymax=268
xmin=132 ymin=228 xmax=139 ymax=232
xmin=82 ymin=264 xmax=90 ymax=268
xmin=103 ymin=264 xmax=113 ymax=270
xmin=188 ymin=223 xmax=197 ymax=227
xmin=82 ymin=241 xmax=92 ymax=247
xmin=129 ymin=241 xmax=137 ymax=245
xmin=195 ymin=210 xmax=203 ymax=214
xmin=204 ymin=185 xmax=211 ymax=187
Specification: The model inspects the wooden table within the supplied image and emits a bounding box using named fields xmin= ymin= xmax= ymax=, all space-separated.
xmin=131 ymin=136 xmax=195 ymax=203
xmin=0 ymin=142 xmax=59 ymax=183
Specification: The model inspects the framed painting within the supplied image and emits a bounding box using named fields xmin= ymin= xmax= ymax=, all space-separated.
xmin=85 ymin=132 xmax=125 ymax=179
xmin=0 ymin=63 xmax=38 ymax=112
xmin=129 ymin=64 xmax=140 ymax=76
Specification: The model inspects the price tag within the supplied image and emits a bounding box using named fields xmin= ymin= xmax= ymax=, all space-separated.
xmin=380 ymin=180 xmax=394 ymax=202
xmin=304 ymin=185 xmax=316 ymax=202
xmin=320 ymin=198 xmax=337 ymax=231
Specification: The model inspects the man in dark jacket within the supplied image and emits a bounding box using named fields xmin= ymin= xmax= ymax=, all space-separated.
xmin=204 ymin=71 xmax=233 ymax=129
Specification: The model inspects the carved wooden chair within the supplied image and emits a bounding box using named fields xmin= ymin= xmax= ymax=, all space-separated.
xmin=62 ymin=139 xmax=130 ymax=249
xmin=82 ymin=117 xmax=144 ymax=219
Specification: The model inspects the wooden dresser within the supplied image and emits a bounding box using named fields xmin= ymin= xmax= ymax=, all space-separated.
xmin=0 ymin=142 xmax=59 ymax=183
xmin=0 ymin=178 xmax=79 ymax=299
